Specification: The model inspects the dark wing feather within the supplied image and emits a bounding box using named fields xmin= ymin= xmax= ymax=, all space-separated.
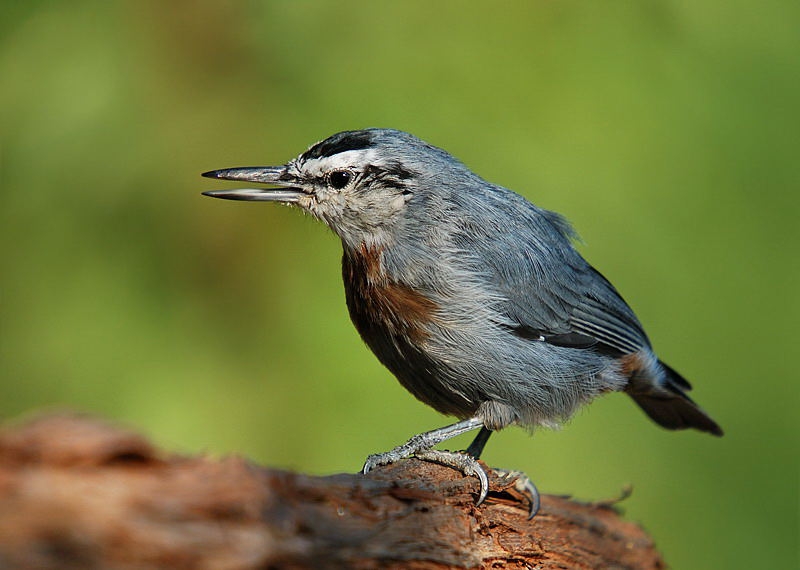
xmin=503 ymin=267 xmax=651 ymax=356
xmin=568 ymin=266 xmax=651 ymax=354
xmin=459 ymin=191 xmax=651 ymax=355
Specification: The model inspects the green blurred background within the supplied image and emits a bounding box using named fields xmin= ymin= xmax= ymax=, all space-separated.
xmin=1 ymin=1 xmax=797 ymax=567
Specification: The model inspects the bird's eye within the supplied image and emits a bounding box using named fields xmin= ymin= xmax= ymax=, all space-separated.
xmin=328 ymin=170 xmax=353 ymax=190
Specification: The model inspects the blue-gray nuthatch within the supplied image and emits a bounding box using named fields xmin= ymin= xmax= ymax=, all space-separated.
xmin=203 ymin=129 xmax=722 ymax=518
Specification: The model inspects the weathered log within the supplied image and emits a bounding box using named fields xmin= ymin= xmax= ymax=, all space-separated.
xmin=0 ymin=413 xmax=664 ymax=569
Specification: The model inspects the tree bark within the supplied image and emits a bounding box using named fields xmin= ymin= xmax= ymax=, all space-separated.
xmin=0 ymin=412 xmax=664 ymax=569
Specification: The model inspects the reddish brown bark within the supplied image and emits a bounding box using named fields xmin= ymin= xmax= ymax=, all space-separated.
xmin=0 ymin=413 xmax=664 ymax=569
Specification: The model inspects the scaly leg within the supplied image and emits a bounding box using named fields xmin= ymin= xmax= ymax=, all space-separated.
xmin=362 ymin=417 xmax=488 ymax=499
xmin=362 ymin=416 xmax=484 ymax=472
xmin=465 ymin=426 xmax=493 ymax=459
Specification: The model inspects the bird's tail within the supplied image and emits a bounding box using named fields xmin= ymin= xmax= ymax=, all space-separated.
xmin=627 ymin=361 xmax=724 ymax=436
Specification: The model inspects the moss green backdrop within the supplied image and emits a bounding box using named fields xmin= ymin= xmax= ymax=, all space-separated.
xmin=1 ymin=2 xmax=797 ymax=567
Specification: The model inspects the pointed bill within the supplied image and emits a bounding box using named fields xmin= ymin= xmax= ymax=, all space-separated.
xmin=201 ymin=166 xmax=305 ymax=202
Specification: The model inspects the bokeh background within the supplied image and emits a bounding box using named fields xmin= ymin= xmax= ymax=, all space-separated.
xmin=1 ymin=2 xmax=797 ymax=567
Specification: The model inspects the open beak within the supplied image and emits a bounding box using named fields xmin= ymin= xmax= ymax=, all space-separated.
xmin=201 ymin=166 xmax=305 ymax=203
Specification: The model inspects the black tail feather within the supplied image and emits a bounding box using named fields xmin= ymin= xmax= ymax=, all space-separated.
xmin=628 ymin=361 xmax=724 ymax=437
xmin=659 ymin=360 xmax=693 ymax=392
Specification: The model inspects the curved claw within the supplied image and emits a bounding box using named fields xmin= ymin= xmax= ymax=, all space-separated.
xmin=415 ymin=449 xmax=489 ymax=505
xmin=361 ymin=457 xmax=375 ymax=475
xmin=520 ymin=476 xmax=541 ymax=519
xmin=361 ymin=453 xmax=388 ymax=474
xmin=361 ymin=445 xmax=415 ymax=474
xmin=474 ymin=471 xmax=490 ymax=506
xmin=490 ymin=468 xmax=541 ymax=519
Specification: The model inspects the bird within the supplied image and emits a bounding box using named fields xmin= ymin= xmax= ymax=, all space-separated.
xmin=202 ymin=128 xmax=723 ymax=518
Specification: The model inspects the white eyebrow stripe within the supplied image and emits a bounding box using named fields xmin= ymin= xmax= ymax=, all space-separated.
xmin=302 ymin=149 xmax=381 ymax=177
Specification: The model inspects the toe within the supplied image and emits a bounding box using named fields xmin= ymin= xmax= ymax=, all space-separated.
xmin=414 ymin=449 xmax=489 ymax=505
xmin=490 ymin=468 xmax=540 ymax=519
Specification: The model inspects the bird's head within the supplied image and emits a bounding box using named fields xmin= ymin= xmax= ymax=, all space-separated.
xmin=203 ymin=129 xmax=469 ymax=249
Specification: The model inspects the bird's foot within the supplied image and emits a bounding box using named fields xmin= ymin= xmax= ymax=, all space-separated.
xmin=361 ymin=432 xmax=436 ymax=474
xmin=363 ymin=446 xmax=489 ymax=505
xmin=488 ymin=467 xmax=540 ymax=519
xmin=363 ymin=446 xmax=539 ymax=518
xmin=414 ymin=449 xmax=490 ymax=505
xmin=360 ymin=418 xmax=538 ymax=518
xmin=361 ymin=417 xmax=484 ymax=474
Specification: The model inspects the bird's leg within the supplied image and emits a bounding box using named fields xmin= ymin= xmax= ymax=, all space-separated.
xmin=465 ymin=426 xmax=493 ymax=459
xmin=362 ymin=416 xmax=484 ymax=473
